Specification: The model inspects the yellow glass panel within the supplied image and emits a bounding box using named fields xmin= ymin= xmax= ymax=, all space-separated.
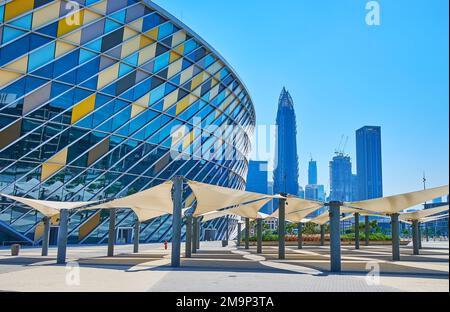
xmin=176 ymin=96 xmax=192 ymax=115
xmin=55 ymin=41 xmax=76 ymax=58
xmin=140 ymin=35 xmax=154 ymax=49
xmin=167 ymin=59 xmax=183 ymax=78
xmin=71 ymin=94 xmax=96 ymax=124
xmin=121 ymin=36 xmax=140 ymax=58
xmin=130 ymin=19 xmax=143 ymax=32
xmin=180 ymin=66 xmax=194 ymax=84
xmin=57 ymin=9 xmax=85 ymax=37
xmin=32 ymin=0 xmax=61 ymax=29
xmin=131 ymin=104 xmax=146 ymax=118
xmin=190 ymin=72 xmax=205 ymax=90
xmin=163 ymin=90 xmax=179 ymax=110
xmin=63 ymin=29 xmax=82 ymax=45
xmin=172 ymin=31 xmax=186 ymax=47
xmin=97 ymin=63 xmax=119 ymax=89
xmin=83 ymin=9 xmax=101 ymax=24
xmin=41 ymin=148 xmax=68 ymax=181
xmin=138 ymin=45 xmax=156 ymax=65
xmin=90 ymin=0 xmax=107 ymax=14
xmin=123 ymin=27 xmax=138 ymax=40
xmin=5 ymin=56 xmax=28 ymax=73
xmin=4 ymin=0 xmax=34 ymax=22
xmin=0 ymin=70 xmax=22 ymax=88
xmin=79 ymin=211 xmax=101 ymax=240
xmin=135 ymin=93 xmax=150 ymax=107
xmin=146 ymin=27 xmax=158 ymax=40
xmin=169 ymin=51 xmax=181 ymax=63
xmin=174 ymin=44 xmax=185 ymax=55
xmin=34 ymin=221 xmax=45 ymax=241
xmin=183 ymin=131 xmax=194 ymax=151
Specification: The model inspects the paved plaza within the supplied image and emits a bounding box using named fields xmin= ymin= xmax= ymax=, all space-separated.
xmin=0 ymin=241 xmax=448 ymax=292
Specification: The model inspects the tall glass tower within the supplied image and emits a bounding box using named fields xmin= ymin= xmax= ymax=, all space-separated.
xmin=308 ymin=159 xmax=318 ymax=185
xmin=273 ymin=88 xmax=299 ymax=196
xmin=356 ymin=126 xmax=383 ymax=200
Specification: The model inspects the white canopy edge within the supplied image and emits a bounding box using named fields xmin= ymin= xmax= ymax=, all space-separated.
xmin=344 ymin=185 xmax=449 ymax=215
xmin=188 ymin=180 xmax=279 ymax=216
xmin=86 ymin=181 xmax=173 ymax=222
xmin=399 ymin=205 xmax=449 ymax=221
xmin=0 ymin=193 xmax=97 ymax=217
xmin=420 ymin=213 xmax=449 ymax=223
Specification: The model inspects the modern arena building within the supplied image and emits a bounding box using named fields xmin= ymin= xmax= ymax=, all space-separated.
xmin=0 ymin=0 xmax=255 ymax=245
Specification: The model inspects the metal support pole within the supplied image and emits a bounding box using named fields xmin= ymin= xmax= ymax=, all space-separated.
xmin=197 ymin=218 xmax=201 ymax=250
xmin=225 ymin=215 xmax=229 ymax=245
xmin=192 ymin=217 xmax=198 ymax=254
xmin=107 ymin=208 xmax=116 ymax=257
xmin=256 ymin=218 xmax=263 ymax=254
xmin=41 ymin=216 xmax=50 ymax=256
xmin=237 ymin=222 xmax=242 ymax=247
xmin=245 ymin=218 xmax=250 ymax=249
xmin=56 ymin=209 xmax=69 ymax=264
xmin=418 ymin=223 xmax=427 ymax=249
xmin=185 ymin=215 xmax=192 ymax=258
xmin=329 ymin=202 xmax=342 ymax=272
xmin=365 ymin=215 xmax=370 ymax=246
xmin=391 ymin=213 xmax=400 ymax=261
xmin=412 ymin=220 xmax=419 ymax=255
xmin=355 ymin=213 xmax=360 ymax=250
xmin=297 ymin=222 xmax=303 ymax=249
xmin=133 ymin=218 xmax=140 ymax=254
xmin=320 ymin=224 xmax=325 ymax=246
xmin=278 ymin=196 xmax=286 ymax=260
xmin=171 ymin=176 xmax=183 ymax=267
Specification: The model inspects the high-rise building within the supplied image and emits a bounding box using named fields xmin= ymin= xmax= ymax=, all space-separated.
xmin=308 ymin=159 xmax=317 ymax=185
xmin=246 ymin=160 xmax=271 ymax=214
xmin=305 ymin=184 xmax=325 ymax=202
xmin=273 ymin=88 xmax=299 ymax=196
xmin=0 ymin=0 xmax=255 ymax=245
xmin=351 ymin=174 xmax=359 ymax=201
xmin=356 ymin=126 xmax=383 ymax=200
xmin=298 ymin=186 xmax=305 ymax=199
xmin=329 ymin=154 xmax=353 ymax=202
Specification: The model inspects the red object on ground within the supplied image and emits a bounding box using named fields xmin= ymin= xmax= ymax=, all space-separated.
xmin=164 ymin=241 xmax=168 ymax=250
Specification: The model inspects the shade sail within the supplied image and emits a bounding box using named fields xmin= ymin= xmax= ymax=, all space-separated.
xmin=399 ymin=205 xmax=449 ymax=222
xmin=308 ymin=207 xmax=362 ymax=225
xmin=270 ymin=196 xmax=324 ymax=222
xmin=344 ymin=185 xmax=449 ymax=215
xmin=0 ymin=193 xmax=96 ymax=217
xmin=420 ymin=213 xmax=448 ymax=223
xmin=87 ymin=181 xmax=173 ymax=222
xmin=200 ymin=199 xmax=274 ymax=222
xmin=227 ymin=197 xmax=274 ymax=219
xmin=340 ymin=212 xmax=386 ymax=222
xmin=188 ymin=180 xmax=275 ymax=216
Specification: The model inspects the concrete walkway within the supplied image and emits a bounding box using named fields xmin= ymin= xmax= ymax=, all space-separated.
xmin=0 ymin=241 xmax=448 ymax=292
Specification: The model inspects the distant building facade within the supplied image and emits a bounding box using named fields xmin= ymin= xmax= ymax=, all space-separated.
xmin=308 ymin=159 xmax=318 ymax=185
xmin=356 ymin=126 xmax=383 ymax=200
xmin=246 ymin=160 xmax=271 ymax=214
xmin=273 ymin=88 xmax=299 ymax=197
xmin=329 ymin=154 xmax=353 ymax=202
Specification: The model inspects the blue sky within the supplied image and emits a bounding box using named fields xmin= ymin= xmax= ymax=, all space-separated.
xmin=153 ymin=0 xmax=449 ymax=196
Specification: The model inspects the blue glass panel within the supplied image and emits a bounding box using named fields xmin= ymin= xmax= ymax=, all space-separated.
xmin=79 ymin=49 xmax=97 ymax=63
xmin=157 ymin=22 xmax=173 ymax=40
xmin=9 ymin=13 xmax=32 ymax=29
xmin=36 ymin=22 xmax=58 ymax=37
xmin=153 ymin=52 xmax=170 ymax=72
xmin=110 ymin=9 xmax=126 ymax=23
xmin=28 ymin=42 xmax=55 ymax=71
xmin=104 ymin=19 xmax=121 ymax=32
xmin=2 ymin=26 xmax=26 ymax=44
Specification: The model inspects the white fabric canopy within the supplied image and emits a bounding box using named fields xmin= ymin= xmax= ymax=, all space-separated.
xmin=0 ymin=193 xmax=96 ymax=217
xmin=87 ymin=181 xmax=173 ymax=222
xmin=344 ymin=185 xmax=449 ymax=215
xmin=420 ymin=213 xmax=448 ymax=224
xmin=308 ymin=207 xmax=363 ymax=225
xmin=270 ymin=196 xmax=324 ymax=222
xmin=200 ymin=199 xmax=274 ymax=222
xmin=399 ymin=205 xmax=449 ymax=222
xmin=188 ymin=180 xmax=276 ymax=216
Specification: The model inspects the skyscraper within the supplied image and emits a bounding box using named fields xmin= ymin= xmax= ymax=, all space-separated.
xmin=329 ymin=154 xmax=353 ymax=202
xmin=273 ymin=88 xmax=299 ymax=196
xmin=356 ymin=126 xmax=383 ymax=200
xmin=308 ymin=159 xmax=318 ymax=185
xmin=246 ymin=161 xmax=271 ymax=214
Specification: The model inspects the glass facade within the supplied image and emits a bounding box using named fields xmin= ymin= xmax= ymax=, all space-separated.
xmin=0 ymin=0 xmax=255 ymax=245
xmin=273 ymin=87 xmax=299 ymax=196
